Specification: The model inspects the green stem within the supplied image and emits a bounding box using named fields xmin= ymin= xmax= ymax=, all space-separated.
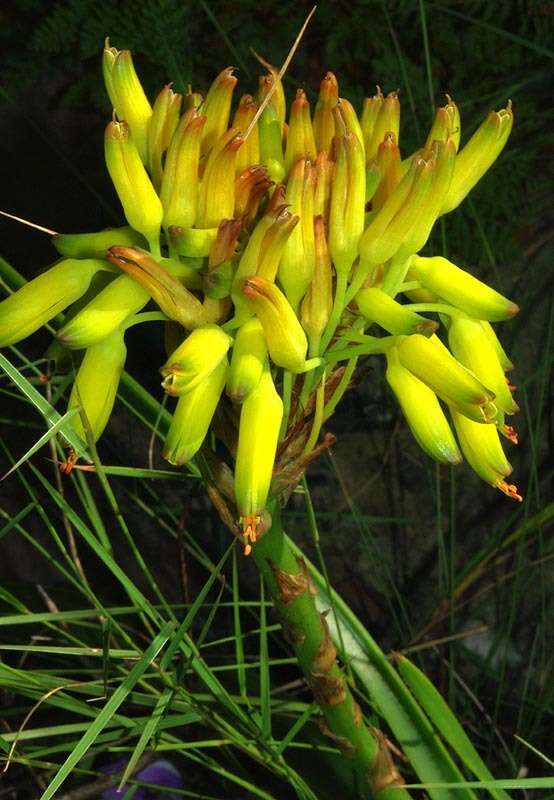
xmin=252 ymin=505 xmax=411 ymax=799
xmin=380 ymin=254 xmax=411 ymax=299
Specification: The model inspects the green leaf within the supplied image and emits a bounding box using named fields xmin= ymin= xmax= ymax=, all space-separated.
xmin=38 ymin=621 xmax=175 ymax=800
xmin=396 ymin=655 xmax=512 ymax=800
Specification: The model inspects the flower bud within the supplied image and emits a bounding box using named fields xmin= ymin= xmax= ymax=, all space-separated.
xmin=163 ymin=357 xmax=228 ymax=465
xmin=479 ymin=320 xmax=514 ymax=372
xmin=231 ymin=205 xmax=286 ymax=323
xmin=234 ymin=363 xmax=283 ymax=521
xmin=201 ymin=67 xmax=237 ymax=156
xmin=397 ymin=333 xmax=495 ymax=414
xmin=52 ymin=226 xmax=146 ymax=259
xmin=441 ymin=102 xmax=513 ymax=214
xmin=450 ymin=408 xmax=522 ymax=501
xmin=336 ymin=98 xmax=365 ymax=150
xmin=328 ymin=131 xmax=366 ymax=276
xmin=361 ymin=87 xmax=383 ymax=160
xmin=257 ymin=207 xmax=299 ymax=283
xmin=233 ymin=94 xmax=260 ymax=174
xmin=160 ymin=324 xmax=231 ymax=396
xmin=447 ymin=314 xmax=518 ymax=416
xmin=241 ymin=276 xmax=308 ymax=372
xmin=365 ymin=90 xmax=400 ymax=163
xmin=197 ymin=129 xmax=244 ymax=227
xmin=148 ymin=84 xmax=182 ymax=190
xmin=160 ymin=110 xmax=205 ymax=231
xmin=104 ymin=120 xmax=163 ymax=250
xmin=371 ymin=132 xmax=401 ymax=211
xmin=313 ymin=72 xmax=338 ymax=155
xmin=386 ymin=346 xmax=461 ymax=464
xmin=278 ymin=159 xmax=315 ymax=309
xmin=0 ymin=259 xmax=104 ymax=348
xmin=226 ymin=317 xmax=267 ymax=402
xmin=395 ymin=138 xmax=456 ymax=261
xmin=313 ymin=151 xmax=334 ymax=224
xmin=410 ymin=255 xmax=519 ymax=321
xmin=423 ymin=95 xmax=460 ymax=155
xmin=67 ymin=327 xmax=126 ymax=442
xmin=258 ymin=102 xmax=286 ymax=183
xmin=300 ymin=215 xmax=333 ymax=351
xmin=358 ymin=155 xmax=434 ymax=270
xmin=106 ymin=246 xmax=208 ymax=330
xmin=103 ymin=41 xmax=152 ymax=163
xmin=284 ymin=89 xmax=317 ymax=175
xmin=355 ymin=287 xmax=438 ymax=336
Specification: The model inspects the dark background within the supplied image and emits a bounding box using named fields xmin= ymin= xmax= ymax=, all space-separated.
xmin=1 ymin=0 xmax=553 ymax=795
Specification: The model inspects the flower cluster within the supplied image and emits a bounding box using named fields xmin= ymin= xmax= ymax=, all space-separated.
xmin=0 ymin=41 xmax=521 ymax=551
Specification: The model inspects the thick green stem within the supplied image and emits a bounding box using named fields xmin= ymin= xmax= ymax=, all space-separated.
xmin=252 ymin=505 xmax=411 ymax=799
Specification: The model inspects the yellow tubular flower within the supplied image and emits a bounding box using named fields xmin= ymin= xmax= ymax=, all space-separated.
xmin=57 ymin=274 xmax=149 ymax=349
xmin=148 ymin=84 xmax=182 ymax=191
xmin=447 ymin=314 xmax=518 ymax=415
xmin=226 ymin=317 xmax=268 ymax=402
xmin=480 ymin=320 xmax=514 ymax=372
xmin=328 ymin=130 xmax=366 ymax=277
xmin=257 ymin=65 xmax=286 ymax=131
xmin=313 ymin=71 xmax=338 ymax=155
xmin=234 ymin=362 xmax=283 ymax=538
xmin=200 ymin=67 xmax=237 ymax=156
xmin=397 ymin=333 xmax=495 ymax=411
xmin=300 ymin=215 xmax=333 ymax=353
xmin=395 ymin=138 xmax=456 ymax=261
xmin=241 ymin=276 xmax=308 ymax=372
xmin=197 ymin=129 xmax=244 ymax=228
xmin=106 ymin=246 xmax=208 ymax=330
xmin=257 ymin=207 xmax=299 ymax=283
xmin=386 ymin=347 xmax=462 ymax=464
xmin=410 ymin=255 xmax=519 ymax=321
xmin=160 ymin=325 xmax=232 ymax=396
xmin=313 ymin=151 xmax=334 ymax=224
xmin=371 ymin=132 xmax=402 ymax=211
xmin=355 ymin=287 xmax=438 ymax=336
xmin=104 ymin=121 xmax=163 ymax=251
xmin=163 ymin=357 xmax=228 ymax=466
xmin=423 ymin=95 xmax=460 ymax=154
xmin=103 ymin=41 xmax=152 ymax=163
xmin=366 ymin=90 xmax=400 ymax=163
xmin=361 ymin=87 xmax=384 ymax=160
xmin=0 ymin=259 xmax=105 ymax=348
xmin=450 ymin=407 xmax=522 ymax=501
xmin=68 ymin=327 xmax=127 ymax=442
xmin=442 ymin=103 xmax=513 ymax=214
xmin=160 ymin=110 xmax=206 ymax=231
xmin=233 ymin=94 xmax=260 ymax=174
xmin=52 ymin=226 xmax=146 ymax=259
xmin=278 ymin=159 xmax=315 ymax=309
xmin=284 ymin=89 xmax=317 ymax=175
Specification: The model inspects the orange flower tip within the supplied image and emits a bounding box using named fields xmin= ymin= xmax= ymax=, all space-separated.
xmin=507 ymin=302 xmax=519 ymax=317
xmin=497 ymin=480 xmax=523 ymax=502
xmin=502 ymin=425 xmax=519 ymax=445
xmin=59 ymin=449 xmax=77 ymax=475
xmin=506 ymin=379 xmax=518 ymax=392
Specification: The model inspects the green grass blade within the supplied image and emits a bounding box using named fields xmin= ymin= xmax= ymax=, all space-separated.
xmin=0 ymin=353 xmax=90 ymax=461
xmin=396 ymin=655 xmax=512 ymax=800
xmin=37 ymin=621 xmax=175 ymax=800
xmin=118 ymin=686 xmax=173 ymax=790
xmin=232 ymin=547 xmax=248 ymax=700
xmin=1 ymin=407 xmax=81 ymax=479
